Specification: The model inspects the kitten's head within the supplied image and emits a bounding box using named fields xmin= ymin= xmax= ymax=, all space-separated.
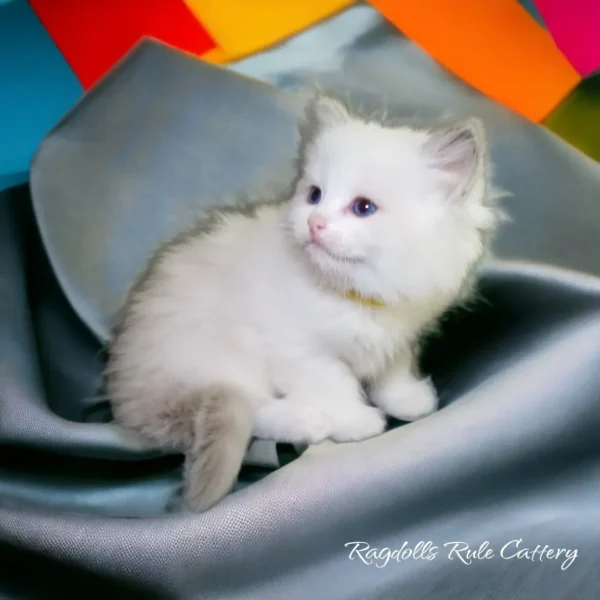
xmin=286 ymin=95 xmax=500 ymax=309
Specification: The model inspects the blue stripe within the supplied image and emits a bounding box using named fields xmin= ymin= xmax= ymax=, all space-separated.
xmin=0 ymin=0 xmax=82 ymax=191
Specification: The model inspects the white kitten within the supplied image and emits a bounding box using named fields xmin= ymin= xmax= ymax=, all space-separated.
xmin=106 ymin=95 xmax=500 ymax=511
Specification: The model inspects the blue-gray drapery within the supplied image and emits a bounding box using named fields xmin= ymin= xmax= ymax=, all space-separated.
xmin=1 ymin=6 xmax=599 ymax=599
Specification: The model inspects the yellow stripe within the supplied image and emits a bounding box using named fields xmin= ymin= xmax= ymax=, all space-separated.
xmin=188 ymin=0 xmax=355 ymax=64
xmin=200 ymin=47 xmax=229 ymax=64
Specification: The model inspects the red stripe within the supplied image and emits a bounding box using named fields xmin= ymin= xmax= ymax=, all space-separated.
xmin=30 ymin=0 xmax=215 ymax=89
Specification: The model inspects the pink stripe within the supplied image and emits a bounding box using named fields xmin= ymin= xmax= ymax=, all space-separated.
xmin=534 ymin=0 xmax=600 ymax=76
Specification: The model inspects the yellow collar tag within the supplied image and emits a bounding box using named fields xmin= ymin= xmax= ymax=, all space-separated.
xmin=345 ymin=289 xmax=386 ymax=308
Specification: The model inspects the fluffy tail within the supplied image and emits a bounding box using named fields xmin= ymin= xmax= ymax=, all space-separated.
xmin=183 ymin=385 xmax=253 ymax=511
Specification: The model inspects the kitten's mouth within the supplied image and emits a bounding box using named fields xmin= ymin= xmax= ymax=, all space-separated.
xmin=306 ymin=240 xmax=364 ymax=264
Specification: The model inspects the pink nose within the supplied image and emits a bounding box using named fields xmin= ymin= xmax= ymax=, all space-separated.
xmin=308 ymin=214 xmax=327 ymax=237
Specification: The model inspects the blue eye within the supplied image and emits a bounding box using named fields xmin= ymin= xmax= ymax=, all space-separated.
xmin=352 ymin=197 xmax=377 ymax=217
xmin=308 ymin=186 xmax=321 ymax=204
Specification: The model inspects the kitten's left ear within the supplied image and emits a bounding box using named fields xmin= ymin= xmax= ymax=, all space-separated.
xmin=423 ymin=118 xmax=487 ymax=203
xmin=307 ymin=95 xmax=351 ymax=130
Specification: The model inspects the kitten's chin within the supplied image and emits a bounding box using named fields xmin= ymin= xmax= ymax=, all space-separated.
xmin=301 ymin=242 xmax=366 ymax=290
xmin=305 ymin=240 xmax=364 ymax=265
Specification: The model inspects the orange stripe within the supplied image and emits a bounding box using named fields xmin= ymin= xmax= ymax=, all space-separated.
xmin=368 ymin=0 xmax=581 ymax=122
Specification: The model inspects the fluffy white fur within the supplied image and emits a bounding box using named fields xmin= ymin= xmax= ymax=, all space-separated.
xmin=106 ymin=96 xmax=500 ymax=511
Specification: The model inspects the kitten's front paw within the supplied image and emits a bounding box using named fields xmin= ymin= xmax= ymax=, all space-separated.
xmin=329 ymin=406 xmax=387 ymax=443
xmin=371 ymin=377 xmax=438 ymax=422
xmin=253 ymin=402 xmax=332 ymax=445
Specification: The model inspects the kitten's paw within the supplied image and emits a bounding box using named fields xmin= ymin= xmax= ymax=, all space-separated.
xmin=253 ymin=402 xmax=332 ymax=445
xmin=371 ymin=377 xmax=438 ymax=422
xmin=329 ymin=406 xmax=387 ymax=443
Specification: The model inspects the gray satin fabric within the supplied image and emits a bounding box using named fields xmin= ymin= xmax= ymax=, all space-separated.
xmin=1 ymin=5 xmax=600 ymax=598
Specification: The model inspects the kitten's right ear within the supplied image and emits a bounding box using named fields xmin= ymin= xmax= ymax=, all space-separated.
xmin=306 ymin=95 xmax=351 ymax=130
xmin=422 ymin=118 xmax=487 ymax=203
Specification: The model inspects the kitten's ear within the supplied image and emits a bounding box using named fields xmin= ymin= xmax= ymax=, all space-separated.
xmin=423 ymin=118 xmax=486 ymax=202
xmin=307 ymin=95 xmax=351 ymax=130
